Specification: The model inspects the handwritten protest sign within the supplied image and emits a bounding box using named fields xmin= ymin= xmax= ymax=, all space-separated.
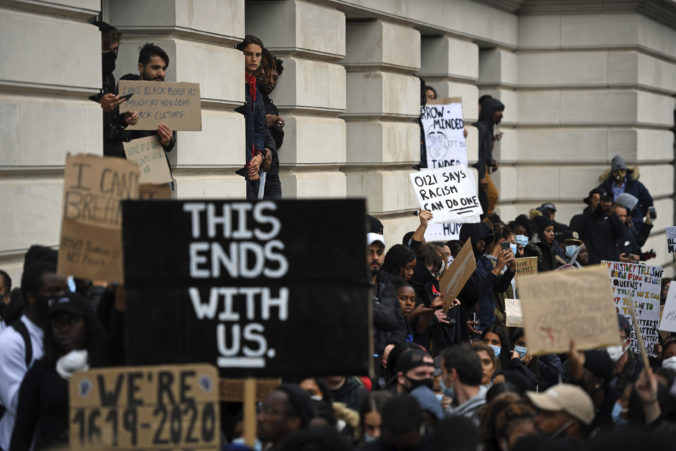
xmin=667 ymin=226 xmax=676 ymax=253
xmin=122 ymin=199 xmax=371 ymax=377
xmin=514 ymin=257 xmax=538 ymax=279
xmin=424 ymin=223 xmax=462 ymax=242
xmin=119 ymin=80 xmax=202 ymax=131
xmin=659 ymin=283 xmax=676 ymax=333
xmin=123 ymin=136 xmax=172 ymax=184
xmin=438 ymin=240 xmax=476 ymax=311
xmin=70 ymin=364 xmax=219 ymax=450
xmin=421 ymin=97 xmax=467 ymax=168
xmin=505 ymin=298 xmax=523 ymax=327
xmin=57 ymin=154 xmax=139 ymax=283
xmin=517 ymin=265 xmax=621 ymax=355
xmin=409 ymin=166 xmax=482 ymax=224
xmin=139 ymin=183 xmax=172 ymax=199
xmin=603 ymin=261 xmax=662 ymax=356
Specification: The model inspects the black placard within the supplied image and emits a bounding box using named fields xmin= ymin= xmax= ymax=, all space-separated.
xmin=122 ymin=199 xmax=371 ymax=377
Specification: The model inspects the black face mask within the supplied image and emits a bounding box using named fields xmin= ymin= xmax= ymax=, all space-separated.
xmin=102 ymin=51 xmax=117 ymax=75
xmin=407 ymin=376 xmax=433 ymax=392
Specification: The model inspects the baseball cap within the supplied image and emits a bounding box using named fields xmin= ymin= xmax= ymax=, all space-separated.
xmin=540 ymin=203 xmax=556 ymax=212
xmin=49 ymin=292 xmax=93 ymax=317
xmin=526 ymin=383 xmax=594 ymax=425
xmin=583 ymin=188 xmax=606 ymax=205
xmin=367 ymin=233 xmax=385 ymax=247
xmin=396 ymin=349 xmax=433 ymax=373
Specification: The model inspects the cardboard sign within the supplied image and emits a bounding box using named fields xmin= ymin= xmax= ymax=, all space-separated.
xmin=659 ymin=283 xmax=676 ymax=333
xmin=139 ymin=183 xmax=172 ymax=199
xmin=603 ymin=261 xmax=662 ymax=357
xmin=57 ymin=154 xmax=139 ymax=283
xmin=514 ymin=257 xmax=538 ymax=279
xmin=119 ymin=80 xmax=202 ymax=131
xmin=422 ymin=97 xmax=467 ymax=168
xmin=439 ymin=239 xmax=476 ymax=311
xmin=667 ymin=226 xmax=676 ymax=253
xmin=409 ymin=166 xmax=482 ymax=224
xmin=123 ymin=136 xmax=173 ymax=184
xmin=122 ymin=199 xmax=371 ymax=377
xmin=69 ymin=364 xmax=219 ymax=450
xmin=505 ymin=298 xmax=523 ymax=327
xmin=424 ymin=223 xmax=462 ymax=242
xmin=517 ymin=265 xmax=621 ymax=355
xmin=219 ymin=378 xmax=280 ymax=402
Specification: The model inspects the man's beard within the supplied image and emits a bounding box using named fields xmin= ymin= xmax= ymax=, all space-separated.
xmin=142 ymin=71 xmax=163 ymax=81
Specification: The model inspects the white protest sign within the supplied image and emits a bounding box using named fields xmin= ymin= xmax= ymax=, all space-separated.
xmin=123 ymin=136 xmax=172 ymax=184
xmin=667 ymin=226 xmax=676 ymax=253
xmin=505 ymin=298 xmax=523 ymax=328
xmin=409 ymin=166 xmax=482 ymax=224
xmin=603 ymin=261 xmax=663 ymax=357
xmin=421 ymin=97 xmax=467 ymax=169
xmin=424 ymin=223 xmax=462 ymax=242
xmin=659 ymin=283 xmax=676 ymax=333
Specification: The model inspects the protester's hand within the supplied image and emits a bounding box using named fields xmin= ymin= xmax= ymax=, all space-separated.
xmin=490 ymin=161 xmax=499 ymax=172
xmin=466 ymin=320 xmax=481 ymax=336
xmin=157 ymin=123 xmax=173 ymax=146
xmin=568 ymin=339 xmax=585 ymax=381
xmin=433 ymin=308 xmax=450 ymax=325
xmin=463 ymin=128 xmax=468 ymax=138
xmin=261 ymin=149 xmax=272 ymax=171
xmin=124 ymin=111 xmax=139 ymax=126
xmin=635 ymin=367 xmax=660 ymax=424
xmin=99 ymin=93 xmax=127 ymax=112
xmin=496 ymin=249 xmax=511 ymax=270
xmin=619 ymin=252 xmax=633 ymax=263
xmin=480 ymin=177 xmax=488 ymax=189
xmin=419 ymin=209 xmax=433 ymax=226
xmin=504 ymin=249 xmax=516 ymax=271
xmin=265 ymin=114 xmax=278 ymax=128
xmin=409 ymin=304 xmax=433 ymax=321
xmin=520 ymin=353 xmax=533 ymax=365
xmin=274 ymin=117 xmax=285 ymax=131
xmin=441 ymin=395 xmax=452 ymax=409
xmin=248 ymin=154 xmax=263 ymax=180
xmin=645 ymin=211 xmax=652 ymax=225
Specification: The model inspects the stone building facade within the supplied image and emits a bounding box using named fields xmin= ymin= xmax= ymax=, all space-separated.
xmin=1 ymin=0 xmax=675 ymax=279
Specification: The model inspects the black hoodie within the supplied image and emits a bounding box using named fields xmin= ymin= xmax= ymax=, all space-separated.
xmin=472 ymin=98 xmax=504 ymax=180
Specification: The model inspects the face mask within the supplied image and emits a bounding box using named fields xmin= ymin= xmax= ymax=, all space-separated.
xmin=447 ymin=256 xmax=454 ymax=266
xmin=102 ymin=50 xmax=117 ymax=75
xmin=510 ymin=243 xmax=517 ymax=255
xmin=488 ymin=344 xmax=501 ymax=358
xmin=565 ymin=245 xmax=577 ymax=258
xmin=440 ymin=377 xmax=454 ymax=398
xmin=515 ymin=235 xmax=529 ymax=247
xmin=514 ymin=345 xmax=528 ymax=358
xmin=662 ymin=356 xmax=676 ymax=371
xmin=407 ymin=377 xmax=433 ymax=392
xmin=310 ymin=395 xmax=322 ymax=401
xmin=56 ymin=350 xmax=89 ymax=380
xmin=364 ymin=433 xmax=377 ymax=443
xmin=606 ymin=345 xmax=626 ymax=363
xmin=611 ymin=401 xmax=629 ymax=425
xmin=613 ymin=170 xmax=625 ymax=182
xmin=435 ymin=393 xmax=444 ymax=403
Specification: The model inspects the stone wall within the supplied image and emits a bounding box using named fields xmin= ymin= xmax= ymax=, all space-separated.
xmin=1 ymin=0 xmax=674 ymax=281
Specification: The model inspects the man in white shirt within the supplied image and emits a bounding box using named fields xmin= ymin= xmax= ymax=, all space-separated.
xmin=0 ymin=261 xmax=67 ymax=450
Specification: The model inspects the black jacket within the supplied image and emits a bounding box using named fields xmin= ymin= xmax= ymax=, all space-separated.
xmin=372 ymin=271 xmax=407 ymax=356
xmin=472 ymin=98 xmax=504 ymax=179
xmin=578 ymin=207 xmax=625 ymax=264
xmin=263 ymin=95 xmax=283 ymax=176
xmin=89 ymin=71 xmax=132 ymax=158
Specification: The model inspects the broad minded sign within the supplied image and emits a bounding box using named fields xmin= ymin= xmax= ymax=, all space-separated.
xmin=122 ymin=199 xmax=371 ymax=377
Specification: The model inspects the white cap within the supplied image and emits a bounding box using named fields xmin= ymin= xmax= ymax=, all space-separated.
xmin=367 ymin=233 xmax=385 ymax=247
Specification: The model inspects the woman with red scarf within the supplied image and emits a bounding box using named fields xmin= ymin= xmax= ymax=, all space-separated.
xmin=236 ymin=35 xmax=267 ymax=199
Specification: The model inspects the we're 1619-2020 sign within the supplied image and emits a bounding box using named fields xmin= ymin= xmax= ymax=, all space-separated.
xmin=122 ymin=199 xmax=371 ymax=377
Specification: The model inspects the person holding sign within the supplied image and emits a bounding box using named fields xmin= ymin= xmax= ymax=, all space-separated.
xmin=120 ymin=44 xmax=176 ymax=156
xmin=89 ymin=22 xmax=139 ymax=158
xmin=236 ymin=35 xmax=267 ymax=199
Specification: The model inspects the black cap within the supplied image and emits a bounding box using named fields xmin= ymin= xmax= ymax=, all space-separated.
xmin=584 ymin=188 xmax=607 ymax=205
xmin=276 ymin=384 xmax=316 ymax=427
xmin=49 ymin=292 xmax=93 ymax=317
xmin=540 ymin=203 xmax=556 ymax=212
xmin=396 ymin=349 xmax=433 ymax=373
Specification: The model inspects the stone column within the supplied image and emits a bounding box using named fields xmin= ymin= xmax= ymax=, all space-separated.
xmin=0 ymin=1 xmax=101 ymax=278
xmin=245 ymin=0 xmax=347 ymax=198
xmin=515 ymin=12 xmax=676 ymax=269
xmin=108 ymin=0 xmax=247 ymax=198
xmin=342 ymin=19 xmax=421 ymax=243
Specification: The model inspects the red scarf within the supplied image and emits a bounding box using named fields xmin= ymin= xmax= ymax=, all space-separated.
xmin=246 ymin=72 xmax=257 ymax=108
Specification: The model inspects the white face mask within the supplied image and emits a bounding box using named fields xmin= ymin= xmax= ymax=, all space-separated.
xmin=364 ymin=432 xmax=377 ymax=443
xmin=56 ymin=350 xmax=89 ymax=380
xmin=662 ymin=356 xmax=676 ymax=371
xmin=606 ymin=345 xmax=625 ymax=363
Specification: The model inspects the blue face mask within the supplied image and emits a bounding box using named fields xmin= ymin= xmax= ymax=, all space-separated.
xmin=510 ymin=243 xmax=517 ymax=255
xmin=488 ymin=344 xmax=501 ymax=358
xmin=515 ymin=235 xmax=529 ymax=247
xmin=565 ymin=245 xmax=577 ymax=258
xmin=611 ymin=401 xmax=628 ymax=425
xmin=514 ymin=345 xmax=528 ymax=358
xmin=440 ymin=377 xmax=455 ymax=398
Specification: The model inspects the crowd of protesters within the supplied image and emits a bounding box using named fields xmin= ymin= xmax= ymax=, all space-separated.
xmin=0 ymin=21 xmax=675 ymax=451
